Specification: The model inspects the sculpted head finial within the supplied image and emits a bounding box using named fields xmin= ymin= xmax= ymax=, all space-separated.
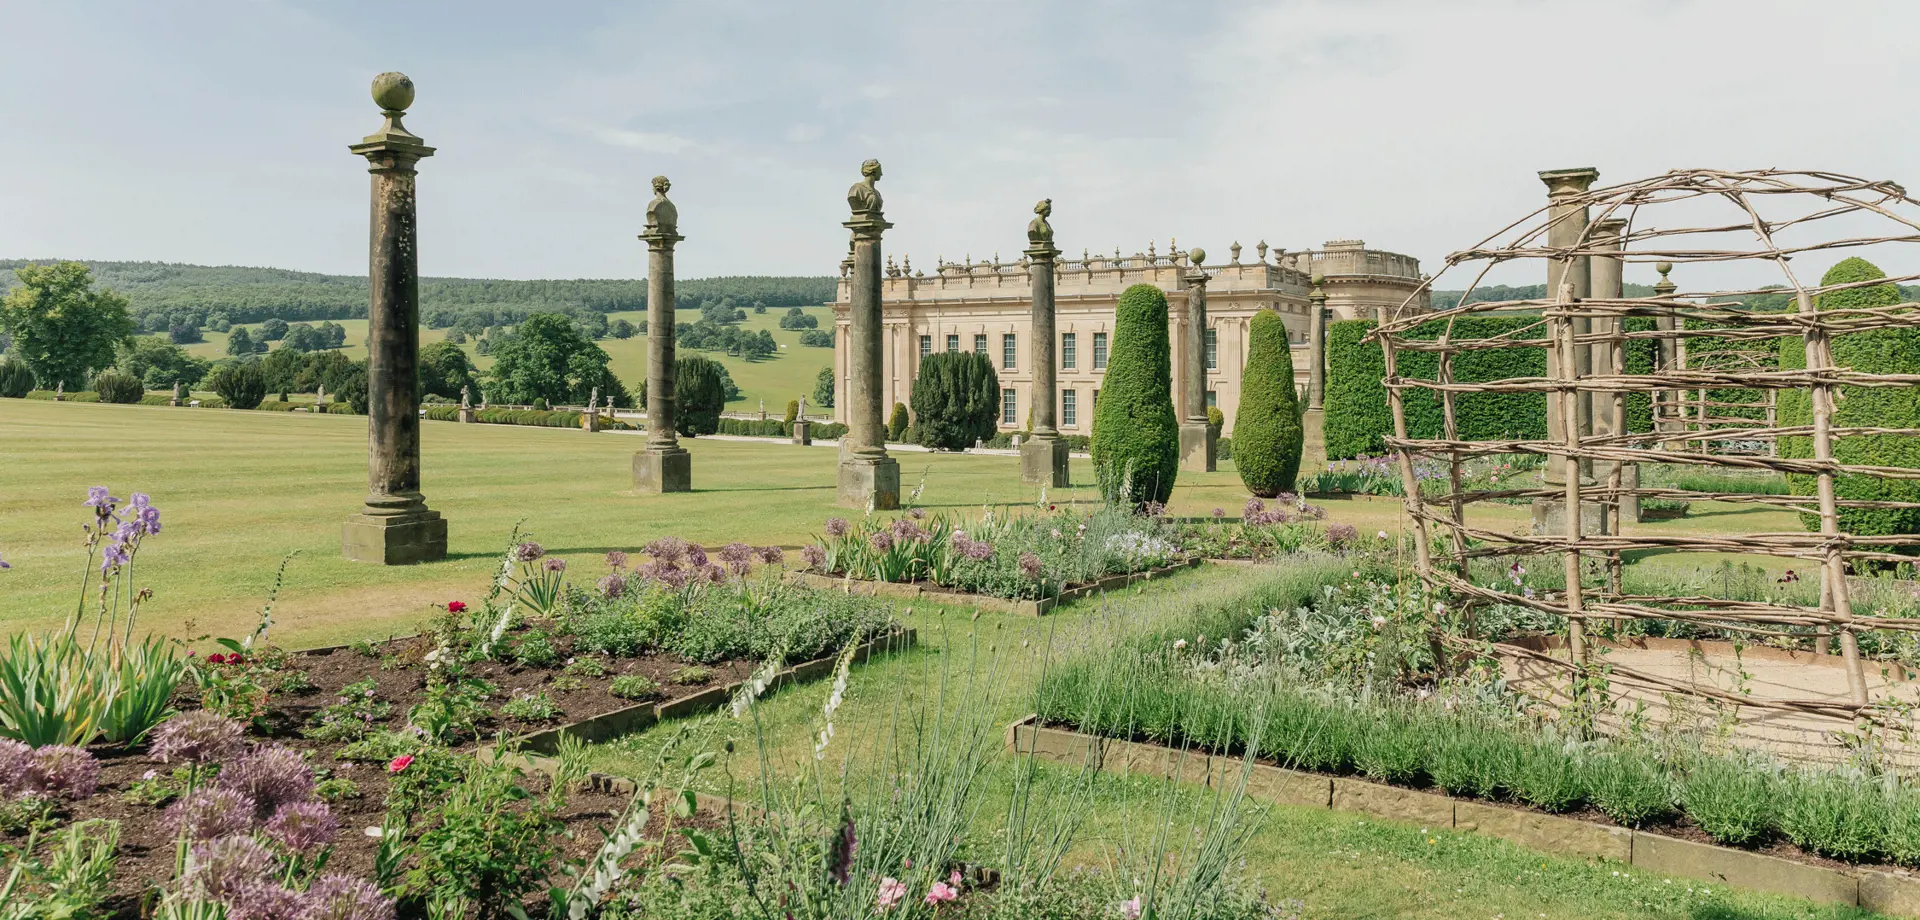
xmin=861 ymin=158 xmax=882 ymax=181
xmin=848 ymin=159 xmax=886 ymax=221
xmin=652 ymin=175 xmax=671 ymax=195
xmin=1027 ymin=198 xmax=1056 ymax=248
xmin=1035 ymin=198 xmax=1051 ymax=217
xmin=644 ymin=174 xmax=678 ymax=236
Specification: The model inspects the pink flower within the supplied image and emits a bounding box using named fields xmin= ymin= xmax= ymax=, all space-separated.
xmin=387 ymin=755 xmax=413 ymax=774
xmin=447 ymin=601 xmax=467 ymax=613
xmin=924 ymin=881 xmax=958 ymax=905
xmin=877 ymin=877 xmax=907 ymax=910
xmin=949 ymin=870 xmax=963 ymax=887
xmin=1118 ymin=895 xmax=1142 ymax=919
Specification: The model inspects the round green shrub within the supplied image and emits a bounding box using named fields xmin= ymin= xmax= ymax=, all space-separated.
xmin=0 ymin=359 xmax=38 ymax=398
xmin=1780 ymin=257 xmax=1920 ymax=540
xmin=209 ymin=361 xmax=267 ymax=410
xmin=1091 ymin=284 xmax=1180 ymax=505
xmin=887 ymin=401 xmax=910 ymax=441
xmin=675 ymin=355 xmax=726 ymax=437
xmin=91 ymin=370 xmax=145 ymax=404
xmin=1233 ymin=311 xmax=1305 ymax=497
xmin=910 ymin=350 xmax=999 ymax=451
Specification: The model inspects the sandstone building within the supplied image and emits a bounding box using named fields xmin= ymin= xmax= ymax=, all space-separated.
xmin=828 ymin=240 xmax=1429 ymax=436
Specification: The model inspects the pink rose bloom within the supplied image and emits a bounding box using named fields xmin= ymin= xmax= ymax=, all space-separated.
xmin=924 ymin=881 xmax=958 ymax=905
xmin=877 ymin=878 xmax=907 ymax=910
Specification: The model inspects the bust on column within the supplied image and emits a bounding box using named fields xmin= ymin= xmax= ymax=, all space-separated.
xmin=633 ymin=175 xmax=693 ymax=493
xmin=836 ymin=159 xmax=901 ymax=509
xmin=1178 ymin=248 xmax=1217 ymax=472
xmin=1020 ymin=198 xmax=1070 ymax=487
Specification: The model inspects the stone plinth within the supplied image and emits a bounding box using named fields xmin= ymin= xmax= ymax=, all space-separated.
xmin=342 ymin=499 xmax=447 ymax=566
xmin=1530 ymin=498 xmax=1608 ymax=536
xmin=1179 ymin=421 xmax=1216 ymax=473
xmin=838 ymin=455 xmax=900 ymax=510
xmin=633 ymin=447 xmax=692 ymax=494
xmin=1020 ymin=435 xmax=1069 ymax=487
xmin=458 ymin=407 xmax=475 ymax=423
xmin=792 ymin=420 xmax=812 ymax=445
xmin=1620 ymin=462 xmax=1642 ymax=523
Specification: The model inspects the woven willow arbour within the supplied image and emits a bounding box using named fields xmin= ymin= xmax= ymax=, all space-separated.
xmin=1370 ymin=168 xmax=1920 ymax=726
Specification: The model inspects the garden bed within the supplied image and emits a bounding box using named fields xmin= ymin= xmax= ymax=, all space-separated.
xmin=1006 ymin=717 xmax=1920 ymax=916
xmin=785 ymin=562 xmax=1198 ymax=616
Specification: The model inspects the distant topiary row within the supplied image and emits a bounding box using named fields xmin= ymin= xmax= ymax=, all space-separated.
xmin=1324 ymin=316 xmax=1549 ymax=460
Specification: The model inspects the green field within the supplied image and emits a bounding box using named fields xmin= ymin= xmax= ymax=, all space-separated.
xmin=186 ymin=305 xmax=837 ymax=411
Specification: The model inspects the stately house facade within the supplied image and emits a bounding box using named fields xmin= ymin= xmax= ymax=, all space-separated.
xmin=828 ymin=240 xmax=1429 ymax=436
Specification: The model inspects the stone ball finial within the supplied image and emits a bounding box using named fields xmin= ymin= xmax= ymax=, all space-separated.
xmin=1189 ymin=247 xmax=1206 ymax=266
xmin=1310 ymin=272 xmax=1326 ymax=287
xmin=371 ymin=72 xmax=415 ymax=113
xmin=1655 ymin=261 xmax=1674 ymax=276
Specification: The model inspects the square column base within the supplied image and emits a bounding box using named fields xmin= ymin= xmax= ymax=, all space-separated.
xmin=458 ymin=408 xmax=475 ymax=423
xmin=1179 ymin=422 xmax=1216 ymax=473
xmin=838 ymin=455 xmax=900 ymax=510
xmin=633 ymin=447 xmax=692 ymax=493
xmin=792 ymin=420 xmax=812 ymax=445
xmin=1020 ymin=436 xmax=1070 ymax=487
xmin=1301 ymin=409 xmax=1327 ymax=469
xmin=342 ymin=509 xmax=447 ymax=565
xmin=1530 ymin=497 xmax=1609 ymax=536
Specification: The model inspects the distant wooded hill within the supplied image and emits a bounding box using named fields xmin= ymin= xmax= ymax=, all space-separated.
xmin=1432 ymin=282 xmax=1920 ymax=312
xmin=0 ymin=259 xmax=837 ymax=326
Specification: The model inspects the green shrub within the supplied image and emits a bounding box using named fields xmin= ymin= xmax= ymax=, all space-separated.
xmin=910 ymin=350 xmax=1000 ymax=451
xmin=0 ymin=360 xmax=35 ymax=398
xmin=1428 ymin=720 xmax=1521 ymax=800
xmin=208 ymin=361 xmax=267 ymax=410
xmin=91 ymin=370 xmax=144 ymax=404
xmin=1776 ymin=770 xmax=1887 ymax=861
xmin=1349 ymin=709 xmax=1425 ymax=786
xmin=669 ymin=665 xmax=712 ymax=685
xmin=784 ymin=399 xmax=799 ymax=424
xmin=608 ymin=675 xmax=657 ymax=700
xmin=1781 ymin=257 xmax=1920 ymax=540
xmin=1513 ymin=740 xmax=1585 ymax=813
xmin=675 ymin=356 xmax=726 ymax=436
xmin=1587 ymin=748 xmax=1673 ymax=827
xmin=1233 ymin=311 xmax=1304 ymax=496
xmin=887 ymin=401 xmax=910 ymax=441
xmin=1682 ymin=755 xmax=1776 ymax=846
xmin=500 ymin=689 xmax=560 ymax=722
xmin=1887 ymin=787 xmax=1920 ymax=866
xmin=1091 ymin=284 xmax=1180 ymax=505
xmin=1323 ymin=316 xmax=1547 ymax=459
xmin=1323 ymin=320 xmax=1391 ymax=459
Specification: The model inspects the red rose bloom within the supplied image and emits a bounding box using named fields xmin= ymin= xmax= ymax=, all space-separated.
xmin=206 ymin=653 xmax=223 ymax=664
xmin=388 ymin=754 xmax=414 ymax=773
xmin=447 ymin=601 xmax=468 ymax=613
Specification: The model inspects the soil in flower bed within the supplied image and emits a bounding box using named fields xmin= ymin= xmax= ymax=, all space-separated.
xmin=1032 ymin=719 xmax=1899 ymax=876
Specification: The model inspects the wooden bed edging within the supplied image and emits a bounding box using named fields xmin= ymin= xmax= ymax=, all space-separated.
xmin=508 ymin=628 xmax=916 ymax=756
xmin=785 ymin=559 xmax=1203 ymax=616
xmin=1003 ymin=716 xmax=1920 ymax=916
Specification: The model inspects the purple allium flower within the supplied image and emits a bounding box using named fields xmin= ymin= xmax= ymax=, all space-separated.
xmin=869 ymin=530 xmax=894 ymax=552
xmin=0 ymin=739 xmax=30 ymax=794
xmin=165 ymin=788 xmax=256 ymax=840
xmin=150 ymin=711 xmax=246 ymax=765
xmin=758 ymin=545 xmax=784 ymax=565
xmin=719 ymin=542 xmax=755 ymax=575
xmin=1326 ymin=522 xmax=1359 ymax=548
xmin=20 ymin=745 xmax=99 ymax=799
xmin=1142 ymin=501 xmax=1167 ymax=519
xmin=686 ymin=544 xmax=709 ymax=568
xmin=513 ymin=541 xmax=546 ymax=563
xmin=224 ymin=881 xmax=310 ymax=920
xmin=1211 ymin=507 xmax=1225 ymax=519
xmin=303 ymin=874 xmax=397 ymax=920
xmin=596 ymin=573 xmax=627 ymax=599
xmin=908 ymin=508 xmax=926 ymax=520
xmin=800 ymin=544 xmax=827 ymax=569
xmin=542 ymin=557 xmax=567 ymax=573
xmin=644 ymin=536 xmax=688 ymax=565
xmin=964 ymin=539 xmax=995 ymax=561
xmin=1243 ymin=497 xmax=1265 ymax=519
xmin=698 ymin=563 xmax=726 ymax=585
xmin=824 ymin=517 xmax=850 ymax=538
xmin=604 ymin=550 xmax=629 ymax=570
xmin=1018 ymin=552 xmax=1043 ymax=579
xmin=183 ymin=835 xmax=277 ymax=904
xmin=217 ymin=745 xmax=315 ymax=818
xmin=263 ymin=800 xmax=338 ymax=853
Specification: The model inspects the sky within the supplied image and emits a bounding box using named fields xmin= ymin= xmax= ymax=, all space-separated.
xmin=2 ymin=0 xmax=1915 ymax=289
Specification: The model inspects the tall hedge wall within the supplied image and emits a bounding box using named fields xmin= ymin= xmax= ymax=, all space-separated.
xmin=1323 ymin=316 xmax=1548 ymax=460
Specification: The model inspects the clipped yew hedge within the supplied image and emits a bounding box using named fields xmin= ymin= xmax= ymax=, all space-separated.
xmin=1091 ymin=284 xmax=1180 ymax=504
xmin=1234 ymin=310 xmax=1303 ymax=496
xmin=1324 ymin=316 xmax=1548 ymax=459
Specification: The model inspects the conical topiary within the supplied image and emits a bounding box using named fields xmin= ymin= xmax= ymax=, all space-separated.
xmin=1091 ymin=283 xmax=1179 ymax=506
xmin=1233 ymin=310 xmax=1304 ymax=497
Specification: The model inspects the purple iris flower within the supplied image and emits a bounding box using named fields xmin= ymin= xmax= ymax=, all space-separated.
xmin=84 ymin=486 xmax=117 ymax=509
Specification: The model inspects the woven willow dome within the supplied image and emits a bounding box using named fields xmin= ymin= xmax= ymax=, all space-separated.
xmin=1372 ymin=169 xmax=1920 ymax=732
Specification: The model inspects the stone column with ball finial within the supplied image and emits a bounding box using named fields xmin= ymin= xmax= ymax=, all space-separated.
xmin=1301 ymin=273 xmax=1330 ymax=466
xmin=341 ymin=71 xmax=447 ymax=565
xmin=634 ymin=176 xmax=692 ymax=492
xmin=1652 ymin=261 xmax=1681 ymax=444
xmin=1020 ymin=198 xmax=1069 ymax=487
xmin=838 ymin=159 xmax=900 ymax=509
xmin=1178 ymin=248 xmax=1216 ymax=472
xmin=1532 ymin=166 xmax=1605 ymax=536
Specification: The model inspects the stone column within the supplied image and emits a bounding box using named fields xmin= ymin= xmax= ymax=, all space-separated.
xmin=1020 ymin=199 xmax=1069 ymax=487
xmin=342 ymin=72 xmax=447 ymax=565
xmin=1591 ymin=218 xmax=1630 ymax=524
xmin=1178 ymin=248 xmax=1216 ymax=472
xmin=1652 ymin=262 xmax=1680 ymax=445
xmin=837 ymin=159 xmax=900 ymax=509
xmin=1302 ymin=274 xmax=1330 ymax=467
xmin=633 ymin=176 xmax=692 ymax=493
xmin=1531 ymin=168 xmax=1604 ymax=536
